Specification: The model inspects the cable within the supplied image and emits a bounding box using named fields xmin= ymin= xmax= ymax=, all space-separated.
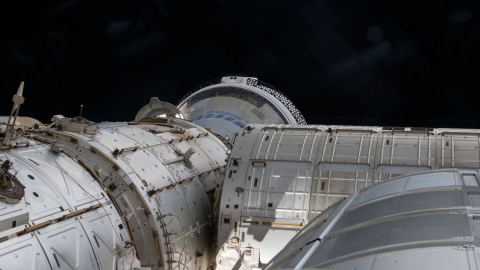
xmin=161 ymin=213 xmax=190 ymax=270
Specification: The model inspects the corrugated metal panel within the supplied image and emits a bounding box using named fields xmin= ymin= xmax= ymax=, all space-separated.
xmin=218 ymin=124 xmax=480 ymax=265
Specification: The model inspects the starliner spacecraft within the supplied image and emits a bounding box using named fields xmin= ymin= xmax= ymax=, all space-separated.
xmin=1 ymin=77 xmax=480 ymax=270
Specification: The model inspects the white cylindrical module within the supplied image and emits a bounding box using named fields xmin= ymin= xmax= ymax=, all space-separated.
xmin=0 ymin=114 xmax=228 ymax=270
xmin=176 ymin=77 xmax=306 ymax=140
xmin=0 ymin=137 xmax=128 ymax=270
xmin=215 ymin=124 xmax=480 ymax=266
xmin=265 ymin=169 xmax=480 ymax=270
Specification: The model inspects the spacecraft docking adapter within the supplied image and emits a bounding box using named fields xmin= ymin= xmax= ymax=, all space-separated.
xmin=175 ymin=77 xmax=306 ymax=141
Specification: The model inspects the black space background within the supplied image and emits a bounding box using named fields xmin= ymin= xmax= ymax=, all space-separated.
xmin=1 ymin=0 xmax=480 ymax=128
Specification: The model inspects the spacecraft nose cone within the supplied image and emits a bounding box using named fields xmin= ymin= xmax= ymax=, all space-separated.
xmin=176 ymin=76 xmax=306 ymax=140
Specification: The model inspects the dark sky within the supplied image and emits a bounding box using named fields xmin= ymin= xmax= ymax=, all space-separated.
xmin=1 ymin=0 xmax=480 ymax=128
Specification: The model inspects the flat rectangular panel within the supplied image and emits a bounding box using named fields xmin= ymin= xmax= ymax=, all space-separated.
xmin=267 ymin=193 xmax=295 ymax=209
xmin=328 ymin=179 xmax=355 ymax=194
xmin=293 ymin=194 xmax=307 ymax=210
xmin=319 ymin=163 xmax=369 ymax=173
xmin=355 ymin=177 xmax=408 ymax=206
xmin=335 ymin=191 xmax=461 ymax=232
xmin=307 ymin=213 xmax=468 ymax=268
xmin=404 ymin=172 xmax=457 ymax=190
xmin=266 ymin=161 xmax=311 ymax=170
xmin=463 ymin=174 xmax=478 ymax=186
xmin=0 ymin=234 xmax=51 ymax=270
xmin=386 ymin=213 xmax=468 ymax=245
xmin=308 ymin=222 xmax=391 ymax=267
xmin=269 ymin=176 xmax=296 ymax=192
xmin=469 ymin=194 xmax=480 ymax=207
xmin=371 ymin=246 xmax=472 ymax=270
xmin=377 ymin=165 xmax=431 ymax=175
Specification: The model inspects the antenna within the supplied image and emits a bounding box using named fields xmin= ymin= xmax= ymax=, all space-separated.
xmin=80 ymin=105 xmax=83 ymax=117
xmin=3 ymin=82 xmax=25 ymax=146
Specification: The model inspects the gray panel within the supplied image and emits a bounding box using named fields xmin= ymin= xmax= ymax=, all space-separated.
xmin=265 ymin=168 xmax=480 ymax=270
xmin=377 ymin=164 xmax=431 ymax=175
xmin=325 ymin=246 xmax=473 ymax=270
xmin=354 ymin=171 xmax=458 ymax=206
xmin=325 ymin=255 xmax=376 ymax=270
xmin=306 ymin=213 xmax=469 ymax=268
xmin=394 ymin=190 xmax=461 ymax=213
xmin=404 ymin=172 xmax=457 ymax=190
xmin=333 ymin=196 xmax=397 ymax=231
xmin=335 ymin=190 xmax=462 ymax=232
xmin=370 ymin=247 xmax=474 ymax=270
xmin=385 ymin=213 xmax=469 ymax=245
xmin=319 ymin=163 xmax=370 ymax=173
xmin=437 ymin=132 xmax=480 ymax=169
xmin=354 ymin=177 xmax=408 ymax=206
xmin=463 ymin=174 xmax=479 ymax=186
xmin=307 ymin=221 xmax=392 ymax=267
xmin=470 ymin=194 xmax=480 ymax=207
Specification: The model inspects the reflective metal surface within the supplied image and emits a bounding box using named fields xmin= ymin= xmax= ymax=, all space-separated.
xmin=4 ymin=80 xmax=480 ymax=270
xmin=266 ymin=169 xmax=480 ymax=270
xmin=0 ymin=113 xmax=228 ymax=270
xmin=37 ymin=117 xmax=227 ymax=270
xmin=0 ymin=139 xmax=127 ymax=270
xmin=136 ymin=98 xmax=184 ymax=120
xmin=177 ymin=77 xmax=306 ymax=139
xmin=215 ymin=124 xmax=480 ymax=265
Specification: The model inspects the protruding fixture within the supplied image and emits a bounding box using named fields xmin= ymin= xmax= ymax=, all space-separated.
xmin=135 ymin=98 xmax=184 ymax=120
xmin=0 ymin=159 xmax=25 ymax=204
xmin=3 ymin=82 xmax=25 ymax=145
xmin=164 ymin=147 xmax=196 ymax=165
xmin=0 ymin=160 xmax=13 ymax=190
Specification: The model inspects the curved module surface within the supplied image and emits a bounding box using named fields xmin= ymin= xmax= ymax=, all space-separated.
xmin=215 ymin=123 xmax=480 ymax=266
xmin=266 ymin=169 xmax=480 ymax=270
xmin=0 ymin=137 xmax=128 ymax=270
xmin=0 ymin=115 xmax=228 ymax=270
xmin=177 ymin=77 xmax=306 ymax=140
